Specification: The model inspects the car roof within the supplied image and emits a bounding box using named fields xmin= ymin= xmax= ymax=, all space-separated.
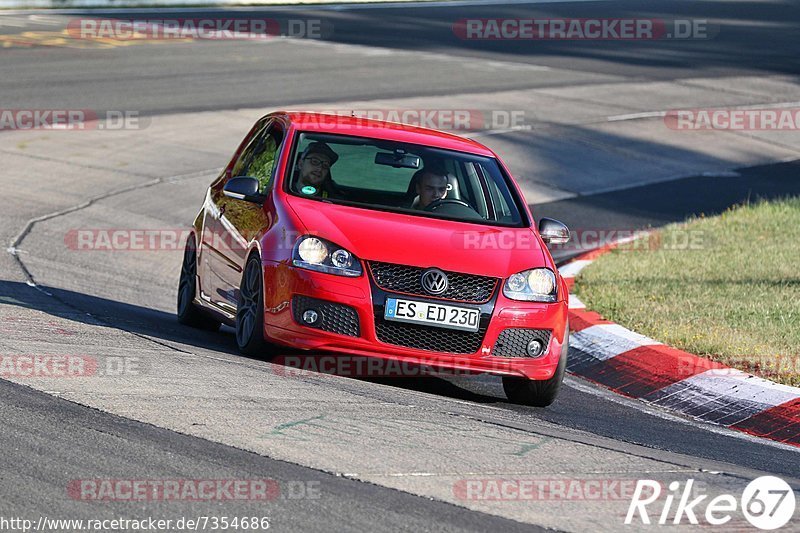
xmin=274 ymin=111 xmax=497 ymax=157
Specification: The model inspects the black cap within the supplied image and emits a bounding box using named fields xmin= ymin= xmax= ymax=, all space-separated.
xmin=301 ymin=142 xmax=339 ymax=165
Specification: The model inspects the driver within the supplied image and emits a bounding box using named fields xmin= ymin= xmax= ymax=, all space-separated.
xmin=415 ymin=169 xmax=449 ymax=209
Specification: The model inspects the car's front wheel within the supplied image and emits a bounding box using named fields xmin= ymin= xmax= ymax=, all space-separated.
xmin=177 ymin=234 xmax=220 ymax=331
xmin=236 ymin=253 xmax=274 ymax=357
xmin=502 ymin=331 xmax=568 ymax=407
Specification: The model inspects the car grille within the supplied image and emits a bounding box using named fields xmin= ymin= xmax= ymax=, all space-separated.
xmin=292 ymin=296 xmax=360 ymax=337
xmin=368 ymin=261 xmax=498 ymax=303
xmin=492 ymin=328 xmax=552 ymax=358
xmin=374 ymin=316 xmax=488 ymax=354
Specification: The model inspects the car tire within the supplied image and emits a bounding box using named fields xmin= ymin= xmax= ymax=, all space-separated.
xmin=502 ymin=329 xmax=569 ymax=407
xmin=177 ymin=234 xmax=220 ymax=331
xmin=236 ymin=253 xmax=274 ymax=357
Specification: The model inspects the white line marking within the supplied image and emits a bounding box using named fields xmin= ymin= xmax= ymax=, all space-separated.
xmin=607 ymin=101 xmax=800 ymax=122
xmin=564 ymin=375 xmax=800 ymax=454
xmin=558 ymin=259 xmax=592 ymax=279
xmin=568 ymin=293 xmax=585 ymax=310
xmin=701 ymin=170 xmax=741 ymax=178
xmin=659 ymin=369 xmax=800 ymax=409
xmin=0 ymin=15 xmax=27 ymax=25
xmin=570 ymin=323 xmax=660 ymax=361
xmin=648 ymin=370 xmax=800 ymax=426
xmin=607 ymin=111 xmax=666 ymax=122
xmin=0 ymin=0 xmax=608 ymax=15
xmin=288 ymin=37 xmax=551 ymax=72
xmin=327 ymin=0 xmax=606 ymax=9
xmin=463 ymin=127 xmax=538 ymax=140
xmin=26 ymin=14 xmax=64 ymax=24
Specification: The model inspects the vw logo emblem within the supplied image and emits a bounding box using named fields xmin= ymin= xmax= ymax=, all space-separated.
xmin=421 ymin=268 xmax=448 ymax=295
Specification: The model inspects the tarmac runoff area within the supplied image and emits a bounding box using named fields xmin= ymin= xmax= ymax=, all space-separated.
xmin=2 ymin=7 xmax=800 ymax=528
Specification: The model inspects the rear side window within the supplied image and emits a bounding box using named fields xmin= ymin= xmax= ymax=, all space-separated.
xmin=232 ymin=122 xmax=285 ymax=193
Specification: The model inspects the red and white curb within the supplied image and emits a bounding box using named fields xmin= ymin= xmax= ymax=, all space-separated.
xmin=558 ymin=244 xmax=800 ymax=448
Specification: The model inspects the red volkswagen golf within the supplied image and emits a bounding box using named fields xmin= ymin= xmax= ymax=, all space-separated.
xmin=178 ymin=112 xmax=571 ymax=406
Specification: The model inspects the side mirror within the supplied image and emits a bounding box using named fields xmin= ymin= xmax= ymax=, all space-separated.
xmin=538 ymin=217 xmax=570 ymax=245
xmin=223 ymin=176 xmax=264 ymax=204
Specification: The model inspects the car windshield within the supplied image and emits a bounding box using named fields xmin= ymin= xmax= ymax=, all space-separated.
xmin=285 ymin=132 xmax=526 ymax=227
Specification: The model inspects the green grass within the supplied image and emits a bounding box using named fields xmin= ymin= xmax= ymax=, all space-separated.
xmin=574 ymin=197 xmax=800 ymax=387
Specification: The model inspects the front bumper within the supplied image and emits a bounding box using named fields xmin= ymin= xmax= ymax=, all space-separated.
xmin=262 ymin=262 xmax=569 ymax=380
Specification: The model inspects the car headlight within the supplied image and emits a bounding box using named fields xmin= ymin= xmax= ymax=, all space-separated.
xmin=503 ymin=268 xmax=557 ymax=302
xmin=292 ymin=236 xmax=362 ymax=277
xmin=298 ymin=237 xmax=328 ymax=264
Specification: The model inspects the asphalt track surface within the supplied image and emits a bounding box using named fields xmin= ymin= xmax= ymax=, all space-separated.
xmin=1 ymin=0 xmax=800 ymax=531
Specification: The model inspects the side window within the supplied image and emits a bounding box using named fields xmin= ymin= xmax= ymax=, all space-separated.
xmin=464 ymin=162 xmax=489 ymax=219
xmin=485 ymin=173 xmax=514 ymax=220
xmin=230 ymin=122 xmax=285 ymax=192
xmin=231 ymin=122 xmax=268 ymax=178
xmin=250 ymin=126 xmax=284 ymax=192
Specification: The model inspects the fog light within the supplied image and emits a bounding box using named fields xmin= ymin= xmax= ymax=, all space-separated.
xmin=526 ymin=339 xmax=544 ymax=357
xmin=302 ymin=309 xmax=319 ymax=325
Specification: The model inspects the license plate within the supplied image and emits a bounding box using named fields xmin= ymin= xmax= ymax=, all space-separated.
xmin=384 ymin=298 xmax=480 ymax=332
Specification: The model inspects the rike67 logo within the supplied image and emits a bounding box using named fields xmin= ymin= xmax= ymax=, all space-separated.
xmin=626 ymin=476 xmax=796 ymax=530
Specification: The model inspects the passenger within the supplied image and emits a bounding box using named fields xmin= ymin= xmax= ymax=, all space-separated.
xmin=294 ymin=142 xmax=342 ymax=199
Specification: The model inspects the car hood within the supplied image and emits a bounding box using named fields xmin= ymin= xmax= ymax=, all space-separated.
xmin=285 ymin=197 xmax=548 ymax=278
